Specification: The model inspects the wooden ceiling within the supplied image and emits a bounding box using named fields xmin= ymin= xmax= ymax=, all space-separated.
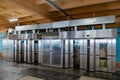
xmin=0 ymin=0 xmax=120 ymax=32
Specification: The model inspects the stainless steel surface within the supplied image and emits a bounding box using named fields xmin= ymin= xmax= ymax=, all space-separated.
xmin=2 ymin=39 xmax=14 ymax=61
xmin=15 ymin=15 xmax=115 ymax=31
xmin=42 ymin=32 xmax=59 ymax=37
xmin=19 ymin=40 xmax=25 ymax=63
xmin=53 ymin=21 xmax=69 ymax=28
xmin=39 ymin=23 xmax=53 ymax=29
xmin=3 ymin=29 xmax=117 ymax=73
xmin=79 ymin=40 xmax=87 ymax=70
xmin=24 ymin=40 xmax=27 ymax=62
xmin=70 ymin=15 xmax=115 ymax=27
xmin=16 ymin=24 xmax=38 ymax=31
xmin=90 ymin=39 xmax=94 ymax=71
xmin=9 ymin=29 xmax=117 ymax=40
xmin=59 ymin=29 xmax=116 ymax=39
xmin=51 ymin=39 xmax=62 ymax=66
xmin=41 ymin=37 xmax=62 ymax=67
xmin=32 ymin=40 xmax=35 ymax=63
xmin=41 ymin=38 xmax=51 ymax=66
xmin=70 ymin=40 xmax=73 ymax=67
xmin=94 ymin=39 xmax=116 ymax=72
xmin=28 ymin=40 xmax=32 ymax=63
xmin=38 ymin=40 xmax=42 ymax=63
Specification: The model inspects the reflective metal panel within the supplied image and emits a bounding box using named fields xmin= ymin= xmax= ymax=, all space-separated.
xmin=19 ymin=40 xmax=25 ymax=63
xmin=70 ymin=40 xmax=73 ymax=67
xmin=73 ymin=40 xmax=80 ymax=69
xmin=34 ymin=40 xmax=39 ymax=64
xmin=24 ymin=40 xmax=27 ymax=62
xmin=89 ymin=39 xmax=95 ymax=71
xmin=95 ymin=56 xmax=100 ymax=71
xmin=79 ymin=39 xmax=87 ymax=69
xmin=112 ymin=39 xmax=116 ymax=56
xmin=65 ymin=40 xmax=69 ymax=67
xmin=59 ymin=29 xmax=116 ymax=39
xmin=90 ymin=56 xmax=94 ymax=71
xmin=28 ymin=40 xmax=32 ymax=63
xmin=2 ymin=39 xmax=8 ymax=60
xmin=80 ymin=55 xmax=84 ymax=69
xmin=53 ymin=21 xmax=69 ymax=28
xmin=16 ymin=40 xmax=19 ymax=62
xmin=70 ymin=15 xmax=115 ymax=26
xmin=107 ymin=56 xmax=112 ymax=72
xmin=90 ymin=39 xmax=94 ymax=56
xmin=83 ymin=55 xmax=87 ymax=69
xmin=15 ymin=15 xmax=115 ymax=31
xmin=16 ymin=24 xmax=38 ymax=31
xmin=94 ymin=39 xmax=116 ymax=72
xmin=112 ymin=57 xmax=116 ymax=72
xmin=107 ymin=39 xmax=112 ymax=56
xmin=39 ymin=23 xmax=53 ymax=29
xmin=51 ymin=39 xmax=62 ymax=67
xmin=41 ymin=38 xmax=51 ymax=65
xmin=2 ymin=39 xmax=14 ymax=61
xmin=38 ymin=40 xmax=42 ymax=63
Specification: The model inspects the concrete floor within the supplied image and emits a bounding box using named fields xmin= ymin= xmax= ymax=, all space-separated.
xmin=0 ymin=60 xmax=120 ymax=80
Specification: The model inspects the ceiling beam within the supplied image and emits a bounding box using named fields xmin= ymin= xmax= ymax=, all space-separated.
xmin=62 ymin=1 xmax=120 ymax=16
xmin=36 ymin=0 xmax=59 ymax=5
xmin=59 ymin=9 xmax=120 ymax=20
xmin=36 ymin=0 xmax=118 ymax=11
xmin=48 ymin=1 xmax=120 ymax=19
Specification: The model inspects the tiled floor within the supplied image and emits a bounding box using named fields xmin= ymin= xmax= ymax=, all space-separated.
xmin=0 ymin=60 xmax=120 ymax=80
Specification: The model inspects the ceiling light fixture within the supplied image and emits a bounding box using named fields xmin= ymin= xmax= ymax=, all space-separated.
xmin=9 ymin=18 xmax=18 ymax=22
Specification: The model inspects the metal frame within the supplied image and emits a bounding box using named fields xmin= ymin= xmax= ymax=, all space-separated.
xmin=15 ymin=15 xmax=115 ymax=31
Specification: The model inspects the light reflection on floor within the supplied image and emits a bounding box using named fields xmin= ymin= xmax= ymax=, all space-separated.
xmin=0 ymin=60 xmax=120 ymax=80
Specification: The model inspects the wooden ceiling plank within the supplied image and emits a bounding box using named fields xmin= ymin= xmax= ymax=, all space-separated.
xmin=51 ymin=1 xmax=120 ymax=17
xmin=7 ymin=0 xmax=59 ymax=21
xmin=36 ymin=0 xmax=118 ymax=11
xmin=59 ymin=9 xmax=120 ymax=20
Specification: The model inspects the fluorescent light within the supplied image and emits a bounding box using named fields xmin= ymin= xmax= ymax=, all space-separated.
xmin=9 ymin=18 xmax=18 ymax=22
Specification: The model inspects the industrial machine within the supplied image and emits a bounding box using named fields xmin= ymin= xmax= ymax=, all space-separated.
xmin=2 ymin=15 xmax=117 ymax=73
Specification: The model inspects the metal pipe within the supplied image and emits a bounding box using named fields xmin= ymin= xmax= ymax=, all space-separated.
xmin=44 ymin=0 xmax=73 ymax=19
xmin=46 ymin=29 xmax=48 ymax=32
xmin=92 ymin=25 xmax=94 ymax=30
xmin=102 ymin=24 xmax=106 ymax=29
xmin=18 ymin=31 xmax=21 ymax=35
xmin=15 ymin=15 xmax=115 ymax=31
xmin=32 ymin=30 xmax=35 ymax=33
xmin=74 ymin=26 xmax=77 ymax=31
